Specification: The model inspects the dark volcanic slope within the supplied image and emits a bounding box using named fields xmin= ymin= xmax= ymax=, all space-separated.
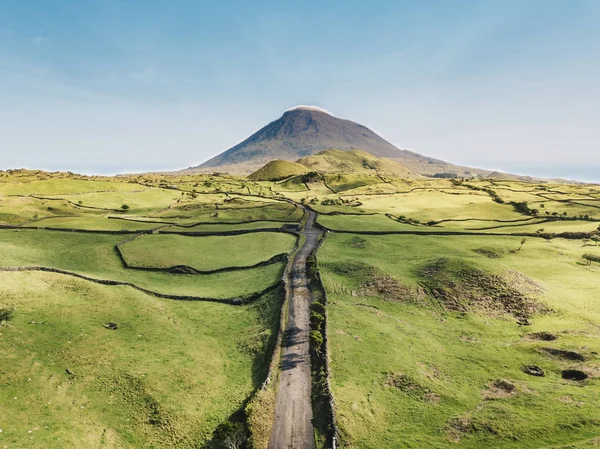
xmin=189 ymin=106 xmax=489 ymax=176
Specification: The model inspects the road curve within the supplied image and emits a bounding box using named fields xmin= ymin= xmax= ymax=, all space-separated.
xmin=268 ymin=206 xmax=322 ymax=449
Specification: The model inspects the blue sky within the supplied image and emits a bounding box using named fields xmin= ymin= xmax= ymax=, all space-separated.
xmin=0 ymin=0 xmax=599 ymax=181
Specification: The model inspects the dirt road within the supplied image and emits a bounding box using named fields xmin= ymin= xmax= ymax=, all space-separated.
xmin=268 ymin=207 xmax=322 ymax=449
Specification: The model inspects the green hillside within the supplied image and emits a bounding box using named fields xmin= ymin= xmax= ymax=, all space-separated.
xmin=247 ymin=160 xmax=309 ymax=181
xmin=297 ymin=149 xmax=420 ymax=178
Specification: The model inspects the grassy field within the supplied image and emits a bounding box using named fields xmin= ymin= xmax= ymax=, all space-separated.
xmin=44 ymin=189 xmax=181 ymax=214
xmin=319 ymin=233 xmax=600 ymax=448
xmin=119 ymin=232 xmax=297 ymax=271
xmin=0 ymin=229 xmax=284 ymax=298
xmin=0 ymin=271 xmax=281 ymax=448
xmin=153 ymin=197 xmax=304 ymax=222
xmin=2 ymin=169 xmax=600 ymax=449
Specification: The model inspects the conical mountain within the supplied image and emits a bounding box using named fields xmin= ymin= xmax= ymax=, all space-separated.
xmin=187 ymin=106 xmax=488 ymax=177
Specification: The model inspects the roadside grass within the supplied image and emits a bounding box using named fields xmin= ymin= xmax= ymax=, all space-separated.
xmin=0 ymin=229 xmax=284 ymax=298
xmin=319 ymin=233 xmax=600 ymax=448
xmin=119 ymin=233 xmax=297 ymax=271
xmin=0 ymin=271 xmax=282 ymax=448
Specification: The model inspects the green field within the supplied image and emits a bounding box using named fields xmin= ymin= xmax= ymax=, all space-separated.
xmin=0 ymin=271 xmax=281 ymax=448
xmin=319 ymin=233 xmax=600 ymax=448
xmin=119 ymin=233 xmax=297 ymax=271
xmin=1 ymin=170 xmax=599 ymax=449
xmin=0 ymin=229 xmax=284 ymax=298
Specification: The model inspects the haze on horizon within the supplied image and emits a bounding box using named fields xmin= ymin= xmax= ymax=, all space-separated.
xmin=0 ymin=0 xmax=599 ymax=182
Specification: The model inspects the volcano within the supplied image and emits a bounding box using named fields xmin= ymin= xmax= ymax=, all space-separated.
xmin=187 ymin=106 xmax=488 ymax=177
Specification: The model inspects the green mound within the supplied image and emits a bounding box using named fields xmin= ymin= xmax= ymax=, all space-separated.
xmin=247 ymin=160 xmax=309 ymax=181
xmin=418 ymin=257 xmax=548 ymax=317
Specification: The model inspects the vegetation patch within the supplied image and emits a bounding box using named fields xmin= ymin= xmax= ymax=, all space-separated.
xmin=417 ymin=257 xmax=549 ymax=318
xmin=385 ymin=373 xmax=430 ymax=398
xmin=0 ymin=306 xmax=13 ymax=322
xmin=540 ymin=347 xmax=585 ymax=362
xmin=473 ymin=247 xmax=505 ymax=258
xmin=349 ymin=236 xmax=367 ymax=248
xmin=359 ymin=275 xmax=426 ymax=303
xmin=248 ymin=160 xmax=309 ymax=181
xmin=482 ymin=379 xmax=517 ymax=400
xmin=526 ymin=331 xmax=558 ymax=341
xmin=583 ymin=253 xmax=600 ymax=265
xmin=323 ymin=260 xmax=381 ymax=285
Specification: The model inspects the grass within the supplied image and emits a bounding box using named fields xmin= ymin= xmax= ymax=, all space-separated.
xmin=248 ymin=160 xmax=309 ymax=181
xmin=0 ymin=229 xmax=284 ymax=298
xmin=318 ymin=233 xmax=600 ymax=448
xmin=119 ymin=232 xmax=297 ymax=271
xmin=45 ymin=189 xmax=180 ymax=214
xmin=0 ymin=196 xmax=86 ymax=225
xmin=0 ymin=271 xmax=282 ymax=448
xmin=154 ymin=198 xmax=304 ymax=222
xmin=0 ymin=177 xmax=142 ymax=196
xmin=2 ymin=170 xmax=600 ymax=448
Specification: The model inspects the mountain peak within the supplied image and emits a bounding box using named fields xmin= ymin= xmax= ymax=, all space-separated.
xmin=284 ymin=105 xmax=332 ymax=115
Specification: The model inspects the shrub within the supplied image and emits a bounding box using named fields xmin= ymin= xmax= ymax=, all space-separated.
xmin=310 ymin=301 xmax=326 ymax=315
xmin=509 ymin=201 xmax=536 ymax=216
xmin=310 ymin=330 xmax=324 ymax=349
xmin=583 ymin=253 xmax=600 ymax=264
xmin=121 ymin=204 xmax=130 ymax=210
xmin=0 ymin=307 xmax=13 ymax=322
xmin=214 ymin=421 xmax=247 ymax=449
xmin=301 ymin=172 xmax=323 ymax=183
xmin=310 ymin=311 xmax=325 ymax=331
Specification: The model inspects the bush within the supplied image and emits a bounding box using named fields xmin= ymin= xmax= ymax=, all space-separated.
xmin=214 ymin=421 xmax=247 ymax=449
xmin=301 ymin=172 xmax=323 ymax=183
xmin=310 ymin=311 xmax=325 ymax=330
xmin=510 ymin=201 xmax=536 ymax=216
xmin=0 ymin=307 xmax=13 ymax=322
xmin=121 ymin=204 xmax=130 ymax=210
xmin=433 ymin=172 xmax=458 ymax=179
xmin=583 ymin=253 xmax=600 ymax=264
xmin=310 ymin=330 xmax=324 ymax=349
xmin=310 ymin=301 xmax=326 ymax=315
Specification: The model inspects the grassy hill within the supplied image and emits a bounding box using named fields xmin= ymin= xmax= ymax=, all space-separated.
xmin=297 ymin=149 xmax=420 ymax=178
xmin=247 ymin=160 xmax=309 ymax=181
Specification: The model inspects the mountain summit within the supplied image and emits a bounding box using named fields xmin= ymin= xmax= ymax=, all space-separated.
xmin=188 ymin=106 xmax=486 ymax=176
